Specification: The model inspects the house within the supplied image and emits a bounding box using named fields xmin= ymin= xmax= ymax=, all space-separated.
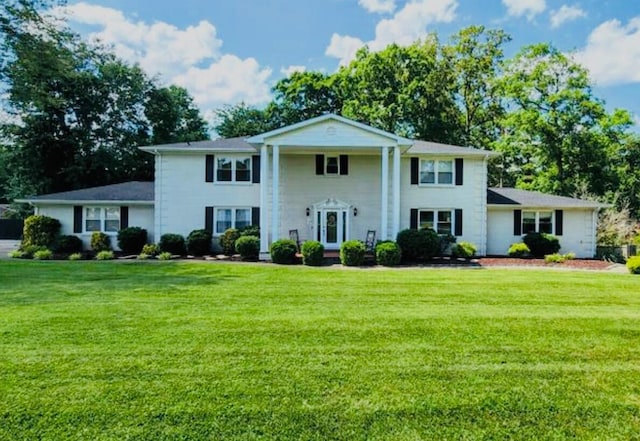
xmin=18 ymin=114 xmax=603 ymax=258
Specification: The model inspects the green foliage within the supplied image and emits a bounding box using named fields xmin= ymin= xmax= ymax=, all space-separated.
xmin=141 ymin=243 xmax=160 ymax=256
xmin=239 ymin=225 xmax=260 ymax=238
xmin=68 ymin=252 xmax=82 ymax=261
xmin=22 ymin=215 xmax=60 ymax=248
xmin=136 ymin=253 xmax=151 ymax=260
xmin=186 ymin=229 xmax=212 ymax=256
xmin=54 ymin=235 xmax=83 ymax=254
xmin=340 ymin=240 xmax=366 ymax=266
xmin=269 ymin=239 xmax=298 ymax=264
xmin=19 ymin=244 xmax=47 ymax=258
xmin=33 ymin=249 xmax=52 ymax=260
xmin=396 ymin=228 xmax=440 ymax=262
xmin=90 ymin=232 xmax=111 ymax=252
xmin=8 ymin=249 xmax=26 ymax=259
xmin=117 ymin=227 xmax=148 ymax=254
xmin=215 ymin=103 xmax=278 ymax=138
xmin=508 ymin=242 xmax=530 ymax=258
xmin=220 ymin=228 xmax=241 ymax=256
xmin=626 ymin=256 xmax=640 ymax=274
xmin=95 ymin=250 xmax=114 ymax=260
xmin=438 ymin=233 xmax=457 ymax=255
xmin=159 ymin=234 xmax=186 ymax=255
xmin=301 ymin=240 xmax=324 ymax=266
xmin=523 ymin=232 xmax=561 ymax=258
xmin=375 ymin=241 xmax=402 ymax=266
xmin=235 ymin=235 xmax=260 ymax=261
xmin=157 ymin=252 xmax=172 ymax=261
xmin=544 ymin=253 xmax=566 ymax=264
xmin=452 ymin=241 xmax=477 ymax=259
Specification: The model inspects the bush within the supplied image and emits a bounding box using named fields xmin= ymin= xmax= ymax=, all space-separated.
xmin=301 ymin=240 xmax=324 ymax=266
xmin=221 ymin=228 xmax=241 ymax=255
xmin=564 ymin=252 xmax=576 ymax=260
xmin=396 ymin=228 xmax=440 ymax=262
xmin=626 ymin=256 xmax=640 ymax=274
xmin=340 ymin=240 xmax=366 ymax=266
xmin=20 ymin=244 xmax=47 ymax=258
xmin=141 ymin=243 xmax=160 ymax=256
xmin=91 ymin=232 xmax=111 ymax=252
xmin=239 ymin=225 xmax=260 ymax=238
xmin=186 ymin=229 xmax=212 ymax=256
xmin=452 ymin=241 xmax=477 ymax=259
xmin=54 ymin=235 xmax=83 ymax=254
xmin=68 ymin=253 xmax=82 ymax=261
xmin=8 ymin=249 xmax=26 ymax=259
xmin=544 ymin=253 xmax=566 ymax=264
xmin=137 ymin=253 xmax=152 ymax=260
xmin=159 ymin=234 xmax=186 ymax=255
xmin=158 ymin=251 xmax=172 ymax=261
xmin=33 ymin=249 xmax=53 ymax=260
xmin=95 ymin=250 xmax=114 ymax=260
xmin=508 ymin=242 xmax=530 ymax=258
xmin=523 ymin=232 xmax=560 ymax=258
xmin=22 ymin=215 xmax=61 ymax=248
xmin=117 ymin=227 xmax=148 ymax=254
xmin=375 ymin=241 xmax=402 ymax=266
xmin=270 ymin=239 xmax=298 ymax=264
xmin=235 ymin=235 xmax=260 ymax=261
xmin=439 ymin=233 xmax=457 ymax=255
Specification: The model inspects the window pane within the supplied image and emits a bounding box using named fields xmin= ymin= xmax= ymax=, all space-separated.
xmin=437 ymin=211 xmax=452 ymax=235
xmin=85 ymin=208 xmax=101 ymax=232
xmin=236 ymin=158 xmax=251 ymax=182
xmin=104 ymin=207 xmax=120 ymax=232
xmin=522 ymin=211 xmax=536 ymax=234
xmin=419 ymin=211 xmax=434 ymax=230
xmin=217 ymin=158 xmax=232 ymax=181
xmin=539 ymin=211 xmax=553 ymax=234
xmin=216 ymin=209 xmax=232 ymax=233
xmin=420 ymin=160 xmax=435 ymax=184
xmin=438 ymin=160 xmax=453 ymax=184
xmin=235 ymin=209 xmax=251 ymax=230
xmin=326 ymin=157 xmax=339 ymax=174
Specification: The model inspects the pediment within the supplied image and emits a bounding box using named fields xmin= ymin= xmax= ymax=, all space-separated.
xmin=312 ymin=198 xmax=352 ymax=210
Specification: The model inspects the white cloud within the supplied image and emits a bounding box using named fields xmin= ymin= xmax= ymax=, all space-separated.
xmin=358 ymin=0 xmax=396 ymax=14
xmin=550 ymin=5 xmax=586 ymax=28
xmin=280 ymin=65 xmax=307 ymax=76
xmin=502 ymin=0 xmax=546 ymax=20
xmin=326 ymin=0 xmax=457 ymax=66
xmin=574 ymin=17 xmax=640 ymax=86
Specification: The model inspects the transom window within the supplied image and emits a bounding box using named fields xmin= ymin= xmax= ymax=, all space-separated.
xmin=85 ymin=207 xmax=120 ymax=233
xmin=522 ymin=210 xmax=553 ymax=234
xmin=420 ymin=159 xmax=453 ymax=185
xmin=216 ymin=157 xmax=251 ymax=182
xmin=419 ymin=209 xmax=453 ymax=235
xmin=215 ymin=208 xmax=251 ymax=234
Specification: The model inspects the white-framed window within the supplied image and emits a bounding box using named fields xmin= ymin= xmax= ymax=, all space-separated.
xmin=216 ymin=156 xmax=251 ymax=182
xmin=215 ymin=208 xmax=252 ymax=235
xmin=420 ymin=159 xmax=453 ymax=185
xmin=85 ymin=207 xmax=120 ymax=233
xmin=522 ymin=210 xmax=553 ymax=234
xmin=419 ymin=209 xmax=453 ymax=235
xmin=326 ymin=156 xmax=340 ymax=175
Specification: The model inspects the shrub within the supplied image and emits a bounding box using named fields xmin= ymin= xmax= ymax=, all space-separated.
xmin=564 ymin=252 xmax=576 ymax=260
xmin=158 ymin=251 xmax=172 ymax=261
xmin=396 ymin=228 xmax=440 ymax=261
xmin=235 ymin=235 xmax=260 ymax=261
xmin=340 ymin=240 xmax=366 ymax=266
xmin=141 ymin=243 xmax=160 ymax=256
xmin=68 ymin=253 xmax=82 ymax=261
xmin=626 ymin=256 xmax=640 ymax=274
xmin=270 ymin=239 xmax=298 ymax=264
xmin=239 ymin=225 xmax=260 ymax=238
xmin=20 ymin=244 xmax=47 ymax=258
xmin=221 ymin=228 xmax=241 ymax=255
xmin=159 ymin=234 xmax=186 ymax=255
xmin=523 ymin=232 xmax=560 ymax=258
xmin=117 ymin=227 xmax=148 ymax=254
xmin=544 ymin=253 xmax=566 ymax=264
xmin=33 ymin=249 xmax=53 ymax=260
xmin=8 ymin=249 xmax=26 ymax=259
xmin=508 ymin=242 xmax=530 ymax=258
xmin=375 ymin=241 xmax=402 ymax=266
xmin=438 ymin=233 xmax=457 ymax=255
xmin=54 ymin=235 xmax=83 ymax=254
xmin=91 ymin=232 xmax=111 ymax=252
xmin=452 ymin=241 xmax=477 ymax=259
xmin=186 ymin=229 xmax=212 ymax=256
xmin=95 ymin=250 xmax=114 ymax=260
xmin=301 ymin=240 xmax=324 ymax=266
xmin=137 ymin=253 xmax=151 ymax=260
xmin=22 ymin=215 xmax=61 ymax=248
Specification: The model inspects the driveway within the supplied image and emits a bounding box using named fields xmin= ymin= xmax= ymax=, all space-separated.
xmin=0 ymin=240 xmax=20 ymax=258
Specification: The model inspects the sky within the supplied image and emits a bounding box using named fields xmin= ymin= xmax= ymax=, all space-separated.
xmin=57 ymin=0 xmax=640 ymax=129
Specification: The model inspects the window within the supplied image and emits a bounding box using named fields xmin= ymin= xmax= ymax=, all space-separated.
xmin=216 ymin=156 xmax=251 ymax=182
xmin=85 ymin=207 xmax=120 ymax=233
xmin=419 ymin=209 xmax=453 ymax=235
xmin=522 ymin=210 xmax=553 ymax=234
xmin=215 ymin=208 xmax=251 ymax=234
xmin=420 ymin=159 xmax=453 ymax=185
xmin=326 ymin=157 xmax=339 ymax=174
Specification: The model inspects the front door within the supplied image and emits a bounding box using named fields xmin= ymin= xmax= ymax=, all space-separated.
xmin=318 ymin=209 xmax=347 ymax=249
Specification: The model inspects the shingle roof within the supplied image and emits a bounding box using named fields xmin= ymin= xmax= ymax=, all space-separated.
xmin=21 ymin=181 xmax=154 ymax=203
xmin=407 ymin=140 xmax=498 ymax=157
xmin=487 ymin=187 xmax=603 ymax=208
xmin=139 ymin=137 xmax=256 ymax=153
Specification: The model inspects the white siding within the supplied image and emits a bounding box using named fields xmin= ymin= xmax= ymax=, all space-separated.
xmin=265 ymin=120 xmax=399 ymax=147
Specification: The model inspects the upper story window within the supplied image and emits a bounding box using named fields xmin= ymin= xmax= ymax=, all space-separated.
xmin=420 ymin=159 xmax=453 ymax=185
xmin=85 ymin=207 xmax=120 ymax=233
xmin=326 ymin=157 xmax=339 ymax=174
xmin=216 ymin=157 xmax=251 ymax=182
xmin=315 ymin=154 xmax=348 ymax=176
xmin=419 ymin=209 xmax=453 ymax=235
xmin=522 ymin=210 xmax=553 ymax=234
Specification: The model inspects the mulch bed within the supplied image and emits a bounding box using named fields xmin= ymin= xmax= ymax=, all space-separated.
xmin=477 ymin=257 xmax=614 ymax=270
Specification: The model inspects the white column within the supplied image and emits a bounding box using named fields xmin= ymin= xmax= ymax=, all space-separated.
xmin=380 ymin=146 xmax=389 ymax=240
xmin=271 ymin=145 xmax=280 ymax=243
xmin=392 ymin=146 xmax=401 ymax=239
xmin=259 ymin=145 xmax=269 ymax=255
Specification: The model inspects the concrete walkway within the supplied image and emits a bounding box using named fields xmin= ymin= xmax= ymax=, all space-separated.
xmin=0 ymin=240 xmax=20 ymax=258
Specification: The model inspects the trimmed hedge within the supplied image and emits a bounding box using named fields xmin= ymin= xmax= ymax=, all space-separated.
xmin=626 ymin=256 xmax=640 ymax=274
xmin=54 ymin=235 xmax=83 ymax=254
xmin=221 ymin=228 xmax=241 ymax=255
xmin=523 ymin=232 xmax=560 ymax=258
xmin=452 ymin=241 xmax=477 ymax=259
xmin=270 ymin=239 xmax=298 ymax=264
xmin=159 ymin=234 xmax=186 ymax=255
xmin=508 ymin=242 xmax=530 ymax=258
xmin=22 ymin=215 xmax=60 ymax=248
xmin=186 ymin=229 xmax=212 ymax=256
xmin=117 ymin=227 xmax=148 ymax=254
xmin=340 ymin=240 xmax=365 ymax=266
xmin=235 ymin=235 xmax=260 ymax=260
xmin=375 ymin=241 xmax=401 ymax=266
xmin=396 ymin=228 xmax=439 ymax=261
xmin=301 ymin=240 xmax=324 ymax=266
xmin=91 ymin=232 xmax=111 ymax=252
xmin=141 ymin=243 xmax=160 ymax=256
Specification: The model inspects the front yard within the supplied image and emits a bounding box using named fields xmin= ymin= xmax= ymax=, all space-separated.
xmin=1 ymin=261 xmax=639 ymax=440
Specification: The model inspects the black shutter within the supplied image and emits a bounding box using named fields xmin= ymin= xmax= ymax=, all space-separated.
xmin=454 ymin=209 xmax=463 ymax=236
xmin=410 ymin=158 xmax=419 ymax=185
xmin=252 ymin=207 xmax=260 ymax=226
xmin=120 ymin=206 xmax=129 ymax=229
xmin=455 ymin=158 xmax=464 ymax=186
xmin=514 ymin=209 xmax=522 ymax=236
xmin=73 ymin=206 xmax=83 ymax=233
xmin=315 ymin=154 xmax=325 ymax=175
xmin=410 ymin=209 xmax=418 ymax=229
xmin=205 ymin=154 xmax=214 ymax=182
xmin=339 ymin=155 xmax=349 ymax=175
xmin=252 ymin=155 xmax=260 ymax=183
xmin=205 ymin=206 xmax=214 ymax=233
xmin=555 ymin=210 xmax=564 ymax=236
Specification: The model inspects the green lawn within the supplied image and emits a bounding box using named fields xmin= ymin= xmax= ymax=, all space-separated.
xmin=1 ymin=260 xmax=639 ymax=440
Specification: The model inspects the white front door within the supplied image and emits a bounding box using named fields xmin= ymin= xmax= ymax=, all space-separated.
xmin=317 ymin=209 xmax=348 ymax=249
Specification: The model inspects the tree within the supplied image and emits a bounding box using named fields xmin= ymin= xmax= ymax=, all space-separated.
xmin=214 ymin=102 xmax=277 ymax=138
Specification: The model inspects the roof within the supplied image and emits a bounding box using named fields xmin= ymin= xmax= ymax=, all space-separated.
xmin=407 ymin=140 xmax=498 ymax=157
xmin=18 ymin=181 xmax=154 ymax=204
xmin=139 ymin=137 xmax=256 ymax=153
xmin=487 ymin=187 xmax=604 ymax=208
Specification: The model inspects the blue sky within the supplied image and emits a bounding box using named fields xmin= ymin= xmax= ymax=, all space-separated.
xmin=60 ymin=0 xmax=640 ymax=129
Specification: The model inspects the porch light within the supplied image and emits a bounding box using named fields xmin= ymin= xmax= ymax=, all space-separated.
xmin=306 ymin=207 xmax=310 ymax=216
xmin=353 ymin=207 xmax=358 ymax=217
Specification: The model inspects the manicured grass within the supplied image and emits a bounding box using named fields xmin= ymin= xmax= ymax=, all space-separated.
xmin=1 ymin=260 xmax=639 ymax=440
